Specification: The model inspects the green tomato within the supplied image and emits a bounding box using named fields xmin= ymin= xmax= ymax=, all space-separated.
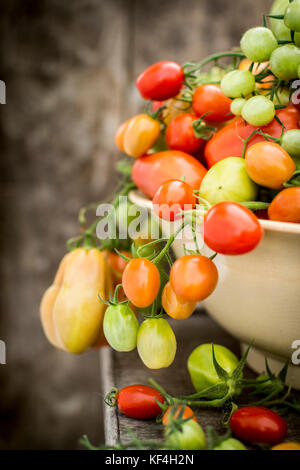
xmin=240 ymin=27 xmax=277 ymax=63
xmin=241 ymin=96 xmax=275 ymax=127
xmin=270 ymin=45 xmax=300 ymax=80
xmin=187 ymin=343 xmax=240 ymax=393
xmin=214 ymin=438 xmax=246 ymax=450
xmin=103 ymin=303 xmax=139 ymax=352
xmin=165 ymin=420 xmax=206 ymax=450
xmin=284 ymin=0 xmax=300 ymax=32
xmin=137 ymin=318 xmax=177 ymax=369
xmin=199 ymin=157 xmax=258 ymax=205
xmin=269 ymin=0 xmax=292 ymax=42
xmin=273 ymin=86 xmax=291 ymax=107
xmin=230 ymin=98 xmax=246 ymax=116
xmin=221 ymin=70 xmax=256 ymax=99
xmin=281 ymin=130 xmax=300 ymax=164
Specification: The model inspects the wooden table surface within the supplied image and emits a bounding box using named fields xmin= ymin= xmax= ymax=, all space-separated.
xmin=100 ymin=311 xmax=300 ymax=448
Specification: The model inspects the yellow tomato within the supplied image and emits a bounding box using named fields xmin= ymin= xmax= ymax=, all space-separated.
xmin=116 ymin=114 xmax=160 ymax=157
xmin=272 ymin=442 xmax=300 ymax=450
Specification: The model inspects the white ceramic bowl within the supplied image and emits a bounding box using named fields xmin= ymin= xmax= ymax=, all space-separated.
xmin=129 ymin=189 xmax=300 ymax=389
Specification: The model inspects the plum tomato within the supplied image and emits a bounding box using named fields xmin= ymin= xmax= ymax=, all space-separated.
xmin=241 ymin=96 xmax=275 ymax=127
xmin=132 ymin=150 xmax=207 ymax=199
xmin=162 ymin=282 xmax=196 ymax=320
xmin=199 ymin=156 xmax=258 ymax=205
xmin=221 ymin=70 xmax=255 ymax=99
xmin=165 ymin=113 xmax=205 ymax=154
xmin=245 ymin=141 xmax=296 ymax=189
xmin=152 ymin=179 xmax=196 ymax=221
xmin=122 ymin=258 xmax=160 ymax=308
xmin=170 ymin=254 xmax=218 ymax=302
xmin=268 ymin=187 xmax=300 ymax=223
xmin=137 ymin=318 xmax=177 ymax=369
xmin=192 ymin=84 xmax=232 ymax=123
xmin=103 ymin=303 xmax=139 ymax=352
xmin=240 ymin=27 xmax=277 ymax=63
xmin=162 ymin=405 xmax=197 ymax=425
xmin=116 ymin=114 xmax=160 ymax=158
xmin=117 ymin=384 xmax=164 ymax=420
xmin=204 ymin=201 xmax=263 ymax=255
xmin=230 ymin=406 xmax=287 ymax=445
xmin=136 ymin=61 xmax=184 ymax=101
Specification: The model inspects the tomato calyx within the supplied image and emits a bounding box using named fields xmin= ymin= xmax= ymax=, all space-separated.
xmin=104 ymin=387 xmax=119 ymax=408
xmin=192 ymin=114 xmax=217 ymax=140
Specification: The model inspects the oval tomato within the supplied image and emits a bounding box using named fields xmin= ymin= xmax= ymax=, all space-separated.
xmin=204 ymin=202 xmax=263 ymax=255
xmin=165 ymin=419 xmax=206 ymax=450
xmin=230 ymin=406 xmax=287 ymax=445
xmin=132 ymin=150 xmax=207 ymax=199
xmin=136 ymin=61 xmax=184 ymax=101
xmin=268 ymin=187 xmax=300 ymax=223
xmin=162 ymin=281 xmax=196 ymax=320
xmin=117 ymin=384 xmax=164 ymax=419
xmin=122 ymin=258 xmax=160 ymax=308
xmin=106 ymin=250 xmax=131 ymax=281
xmin=192 ymin=84 xmax=232 ymax=122
xmin=245 ymin=142 xmax=296 ymax=189
xmin=165 ymin=113 xmax=205 ymax=155
xmin=204 ymin=105 xmax=300 ymax=168
xmin=152 ymin=179 xmax=196 ymax=221
xmin=162 ymin=405 xmax=197 ymax=425
xmin=115 ymin=114 xmax=160 ymax=158
xmin=170 ymin=254 xmax=218 ymax=302
xmin=103 ymin=303 xmax=139 ymax=352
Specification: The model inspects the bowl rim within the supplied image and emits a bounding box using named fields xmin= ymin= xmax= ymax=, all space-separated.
xmin=129 ymin=189 xmax=300 ymax=235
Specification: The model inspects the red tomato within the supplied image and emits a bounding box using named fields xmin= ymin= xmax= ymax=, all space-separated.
xmin=132 ymin=150 xmax=207 ymax=199
xmin=165 ymin=113 xmax=205 ymax=155
xmin=268 ymin=187 xmax=300 ymax=223
xmin=230 ymin=406 xmax=287 ymax=445
xmin=162 ymin=405 xmax=197 ymax=425
xmin=205 ymin=105 xmax=300 ymax=168
xmin=170 ymin=254 xmax=218 ymax=302
xmin=122 ymin=258 xmax=160 ymax=308
xmin=192 ymin=84 xmax=233 ymax=123
xmin=136 ymin=61 xmax=184 ymax=101
xmin=204 ymin=202 xmax=263 ymax=255
xmin=117 ymin=384 xmax=164 ymax=420
xmin=152 ymin=179 xmax=196 ymax=221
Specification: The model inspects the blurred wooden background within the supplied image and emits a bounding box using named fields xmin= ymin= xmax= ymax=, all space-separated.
xmin=0 ymin=0 xmax=273 ymax=449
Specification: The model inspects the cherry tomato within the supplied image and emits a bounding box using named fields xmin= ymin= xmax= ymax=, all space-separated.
xmin=214 ymin=438 xmax=246 ymax=450
xmin=165 ymin=113 xmax=205 ymax=154
xmin=115 ymin=114 xmax=160 ymax=158
xmin=103 ymin=303 xmax=139 ymax=352
xmin=165 ymin=419 xmax=206 ymax=450
xmin=221 ymin=70 xmax=255 ymax=99
xmin=137 ymin=318 xmax=177 ymax=369
xmin=136 ymin=61 xmax=184 ymax=101
xmin=245 ymin=142 xmax=296 ymax=189
xmin=170 ymin=254 xmax=218 ymax=302
xmin=230 ymin=406 xmax=287 ymax=445
xmin=270 ymin=45 xmax=300 ymax=81
xmin=204 ymin=105 xmax=300 ymax=168
xmin=132 ymin=150 xmax=207 ymax=199
xmin=204 ymin=202 xmax=263 ymax=255
xmin=122 ymin=258 xmax=160 ymax=308
xmin=231 ymin=98 xmax=246 ymax=116
xmin=272 ymin=442 xmax=300 ymax=450
xmin=281 ymin=129 xmax=300 ymax=161
xmin=284 ymin=0 xmax=300 ymax=32
xmin=240 ymin=27 xmax=277 ymax=63
xmin=152 ymin=179 xmax=196 ymax=221
xmin=164 ymin=93 xmax=193 ymax=125
xmin=268 ymin=187 xmax=300 ymax=223
xmin=162 ymin=282 xmax=196 ymax=320
xmin=162 ymin=405 xmax=197 ymax=426
xmin=106 ymin=250 xmax=131 ymax=281
xmin=117 ymin=384 xmax=164 ymax=419
xmin=242 ymin=96 xmax=275 ymax=127
xmin=192 ymin=84 xmax=232 ymax=123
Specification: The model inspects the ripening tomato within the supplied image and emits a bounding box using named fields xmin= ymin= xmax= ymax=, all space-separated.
xmin=136 ymin=61 xmax=184 ymax=101
xmin=239 ymin=59 xmax=274 ymax=90
xmin=204 ymin=105 xmax=300 ymax=168
xmin=165 ymin=419 xmax=206 ymax=450
xmin=204 ymin=202 xmax=263 ymax=255
xmin=192 ymin=84 xmax=232 ymax=122
xmin=170 ymin=255 xmax=218 ymax=302
xmin=268 ymin=187 xmax=300 ymax=223
xmin=272 ymin=442 xmax=300 ymax=450
xmin=162 ymin=282 xmax=196 ymax=320
xmin=165 ymin=113 xmax=205 ymax=154
xmin=115 ymin=114 xmax=160 ymax=158
xmin=245 ymin=142 xmax=296 ymax=189
xmin=103 ymin=303 xmax=139 ymax=352
xmin=122 ymin=258 xmax=160 ymax=308
xmin=106 ymin=250 xmax=131 ymax=281
xmin=117 ymin=384 xmax=164 ymax=419
xmin=132 ymin=150 xmax=207 ymax=199
xmin=162 ymin=405 xmax=197 ymax=425
xmin=152 ymin=179 xmax=196 ymax=221
xmin=230 ymin=406 xmax=287 ymax=445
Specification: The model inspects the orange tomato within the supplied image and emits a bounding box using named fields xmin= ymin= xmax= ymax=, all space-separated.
xmin=272 ymin=442 xmax=300 ymax=450
xmin=239 ymin=58 xmax=274 ymax=91
xmin=170 ymin=255 xmax=218 ymax=302
xmin=114 ymin=118 xmax=132 ymax=152
xmin=245 ymin=142 xmax=296 ymax=189
xmin=162 ymin=405 xmax=197 ymax=425
xmin=122 ymin=258 xmax=160 ymax=308
xmin=162 ymin=282 xmax=196 ymax=320
xmin=106 ymin=250 xmax=132 ymax=280
xmin=268 ymin=187 xmax=300 ymax=223
xmin=115 ymin=114 xmax=160 ymax=158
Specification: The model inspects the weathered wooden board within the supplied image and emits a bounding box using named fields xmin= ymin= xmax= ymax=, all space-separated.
xmin=101 ymin=311 xmax=300 ymax=448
